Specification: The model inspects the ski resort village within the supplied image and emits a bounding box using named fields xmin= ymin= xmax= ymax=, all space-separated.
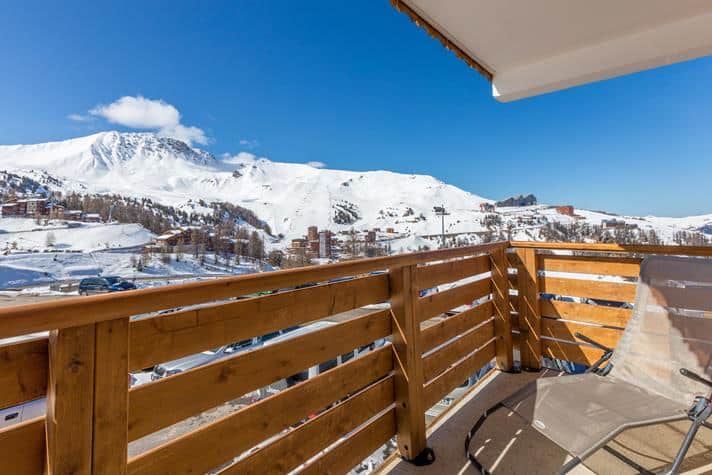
xmin=0 ymin=132 xmax=710 ymax=297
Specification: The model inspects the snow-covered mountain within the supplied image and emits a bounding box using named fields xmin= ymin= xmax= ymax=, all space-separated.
xmin=0 ymin=132 xmax=495 ymax=239
xmin=0 ymin=132 xmax=709 ymax=245
xmin=0 ymin=131 xmax=214 ymax=179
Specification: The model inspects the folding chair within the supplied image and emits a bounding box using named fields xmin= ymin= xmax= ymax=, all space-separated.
xmin=466 ymin=255 xmax=712 ymax=474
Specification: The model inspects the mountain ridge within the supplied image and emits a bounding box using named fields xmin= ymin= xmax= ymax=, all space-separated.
xmin=0 ymin=132 xmax=709 ymax=246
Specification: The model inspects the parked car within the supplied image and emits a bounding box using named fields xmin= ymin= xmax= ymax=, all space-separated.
xmin=104 ymin=276 xmax=137 ymax=291
xmin=151 ymin=337 xmax=262 ymax=380
xmin=78 ymin=277 xmax=112 ymax=295
xmin=78 ymin=276 xmax=136 ymax=295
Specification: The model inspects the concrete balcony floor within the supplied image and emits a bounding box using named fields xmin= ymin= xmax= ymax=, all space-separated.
xmin=380 ymin=370 xmax=712 ymax=475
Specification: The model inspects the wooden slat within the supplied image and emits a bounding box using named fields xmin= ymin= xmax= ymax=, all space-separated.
xmin=127 ymin=346 xmax=392 ymax=475
xmin=423 ymin=341 xmax=496 ymax=409
xmin=541 ymin=318 xmax=623 ymax=349
xmin=420 ymin=302 xmax=492 ymax=353
xmin=129 ymin=274 xmax=389 ymax=370
xmin=415 ymin=255 xmax=490 ymax=290
xmin=0 ymin=242 xmax=507 ymax=340
xmin=0 ymin=416 xmax=45 ymax=475
xmin=509 ymin=294 xmax=519 ymax=314
xmin=517 ymin=248 xmax=542 ymax=370
xmin=423 ymin=321 xmax=494 ymax=382
xmin=491 ymin=247 xmax=513 ymax=371
xmin=510 ymin=241 xmax=712 ymax=256
xmin=540 ymin=299 xmax=632 ymax=328
xmin=540 ymin=276 xmax=637 ymax=302
xmin=419 ymin=279 xmax=491 ymax=322
xmin=542 ymin=339 xmax=606 ymax=366
xmin=508 ymin=271 xmax=518 ymax=288
xmin=0 ymin=337 xmax=47 ymax=410
xmin=127 ymin=309 xmax=391 ymax=441
xmin=217 ymin=377 xmax=394 ymax=475
xmin=46 ymin=324 xmax=96 ymax=475
xmin=389 ymin=265 xmax=427 ymax=461
xmin=540 ymin=254 xmax=641 ymax=278
xmin=93 ymin=318 xmax=129 ymax=475
xmin=298 ymin=409 xmax=396 ymax=475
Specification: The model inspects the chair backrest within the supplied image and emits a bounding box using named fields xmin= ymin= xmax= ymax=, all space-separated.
xmin=610 ymin=255 xmax=712 ymax=402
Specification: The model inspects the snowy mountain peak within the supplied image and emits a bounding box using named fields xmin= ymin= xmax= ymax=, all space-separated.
xmin=0 ymin=131 xmax=215 ymax=178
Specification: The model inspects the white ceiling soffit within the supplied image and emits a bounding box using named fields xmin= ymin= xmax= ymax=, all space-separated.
xmin=394 ymin=0 xmax=712 ymax=102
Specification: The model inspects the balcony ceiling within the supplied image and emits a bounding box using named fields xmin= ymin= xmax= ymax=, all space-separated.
xmin=392 ymin=0 xmax=712 ymax=101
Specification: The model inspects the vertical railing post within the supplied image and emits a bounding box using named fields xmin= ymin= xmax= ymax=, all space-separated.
xmin=46 ymin=318 xmax=129 ymax=475
xmin=92 ymin=318 xmax=129 ymax=475
xmin=46 ymin=324 xmax=96 ymax=475
xmin=389 ymin=264 xmax=429 ymax=462
xmin=515 ymin=247 xmax=542 ymax=370
xmin=491 ymin=246 xmax=514 ymax=371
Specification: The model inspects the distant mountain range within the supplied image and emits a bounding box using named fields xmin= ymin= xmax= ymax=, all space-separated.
xmin=0 ymin=132 xmax=710 ymax=245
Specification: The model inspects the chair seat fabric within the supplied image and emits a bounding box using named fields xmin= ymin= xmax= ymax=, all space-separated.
xmin=503 ymin=373 xmax=687 ymax=457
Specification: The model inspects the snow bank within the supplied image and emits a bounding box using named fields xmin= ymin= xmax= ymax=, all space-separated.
xmin=0 ymin=220 xmax=153 ymax=252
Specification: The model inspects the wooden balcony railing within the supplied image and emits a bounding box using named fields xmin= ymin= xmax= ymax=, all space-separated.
xmin=0 ymin=240 xmax=711 ymax=474
xmin=508 ymin=241 xmax=712 ymax=371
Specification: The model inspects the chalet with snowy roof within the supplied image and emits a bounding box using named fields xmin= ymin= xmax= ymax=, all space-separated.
xmin=601 ymin=218 xmax=638 ymax=230
xmin=155 ymin=229 xmax=186 ymax=249
xmin=48 ymin=204 xmax=65 ymax=220
xmin=0 ymin=202 xmax=19 ymax=217
xmin=24 ymin=198 xmax=46 ymax=215
xmin=84 ymin=213 xmax=102 ymax=223
xmin=63 ymin=210 xmax=83 ymax=221
xmin=290 ymin=238 xmax=306 ymax=249
xmin=0 ymin=197 xmax=51 ymax=217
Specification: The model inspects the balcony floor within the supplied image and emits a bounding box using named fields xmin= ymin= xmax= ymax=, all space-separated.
xmin=380 ymin=369 xmax=712 ymax=475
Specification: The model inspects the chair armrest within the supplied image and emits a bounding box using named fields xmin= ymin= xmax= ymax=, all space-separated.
xmin=575 ymin=332 xmax=614 ymax=374
xmin=575 ymin=332 xmax=613 ymax=353
xmin=680 ymin=368 xmax=712 ymax=389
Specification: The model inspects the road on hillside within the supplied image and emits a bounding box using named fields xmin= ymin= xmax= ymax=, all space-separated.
xmin=0 ymin=293 xmax=72 ymax=308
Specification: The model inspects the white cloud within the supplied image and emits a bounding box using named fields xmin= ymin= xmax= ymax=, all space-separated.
xmin=306 ymin=161 xmax=326 ymax=169
xmin=90 ymin=96 xmax=179 ymax=129
xmin=239 ymin=139 xmax=260 ymax=149
xmin=87 ymin=95 xmax=208 ymax=146
xmin=159 ymin=124 xmax=208 ymax=146
xmin=67 ymin=113 xmax=92 ymax=122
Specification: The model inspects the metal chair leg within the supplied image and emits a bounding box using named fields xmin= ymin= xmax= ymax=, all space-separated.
xmin=556 ymin=456 xmax=583 ymax=475
xmin=465 ymin=402 xmax=505 ymax=475
xmin=663 ymin=401 xmax=712 ymax=475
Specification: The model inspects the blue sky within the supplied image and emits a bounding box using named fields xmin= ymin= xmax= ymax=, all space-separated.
xmin=1 ymin=1 xmax=710 ymax=217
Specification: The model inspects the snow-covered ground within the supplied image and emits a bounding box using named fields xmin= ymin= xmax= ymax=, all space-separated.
xmin=0 ymin=218 xmax=153 ymax=252
xmin=0 ymin=250 xmax=267 ymax=289
xmin=387 ymin=234 xmax=438 ymax=253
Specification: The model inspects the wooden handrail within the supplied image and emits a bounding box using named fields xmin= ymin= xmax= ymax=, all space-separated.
xmin=510 ymin=240 xmax=712 ymax=255
xmin=0 ymin=241 xmax=507 ymax=339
